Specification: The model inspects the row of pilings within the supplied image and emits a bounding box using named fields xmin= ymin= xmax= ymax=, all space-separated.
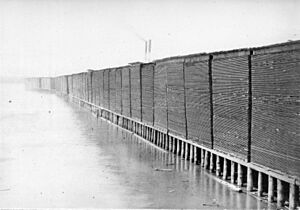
xmin=71 ymin=94 xmax=299 ymax=210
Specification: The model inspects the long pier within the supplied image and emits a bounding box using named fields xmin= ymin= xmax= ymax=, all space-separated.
xmin=26 ymin=41 xmax=300 ymax=209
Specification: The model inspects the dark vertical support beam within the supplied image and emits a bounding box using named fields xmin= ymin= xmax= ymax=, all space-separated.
xmin=139 ymin=64 xmax=143 ymax=122
xmin=108 ymin=70 xmax=110 ymax=110
xmin=129 ymin=67 xmax=132 ymax=118
xmin=66 ymin=76 xmax=69 ymax=95
xmin=120 ymin=69 xmax=123 ymax=115
xmin=90 ymin=71 xmax=93 ymax=103
xmin=183 ymin=61 xmax=188 ymax=140
xmin=247 ymin=50 xmax=253 ymax=162
xmin=152 ymin=64 xmax=155 ymax=127
xmin=208 ymin=55 xmax=214 ymax=149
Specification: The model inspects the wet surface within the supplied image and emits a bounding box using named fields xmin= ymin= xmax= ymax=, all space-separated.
xmin=0 ymin=83 xmax=273 ymax=208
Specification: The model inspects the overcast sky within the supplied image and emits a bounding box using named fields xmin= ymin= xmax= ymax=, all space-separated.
xmin=0 ymin=0 xmax=299 ymax=77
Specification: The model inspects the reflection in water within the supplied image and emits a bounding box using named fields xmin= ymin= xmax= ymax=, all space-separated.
xmin=0 ymin=83 xmax=273 ymax=209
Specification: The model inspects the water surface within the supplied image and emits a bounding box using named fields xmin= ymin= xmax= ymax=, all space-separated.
xmin=0 ymin=83 xmax=272 ymax=208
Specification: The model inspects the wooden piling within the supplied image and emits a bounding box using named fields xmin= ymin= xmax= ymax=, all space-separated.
xmin=289 ymin=183 xmax=299 ymax=210
xmin=268 ymin=175 xmax=274 ymax=202
xmin=216 ymin=155 xmax=221 ymax=176
xmin=158 ymin=132 xmax=161 ymax=147
xmin=204 ymin=150 xmax=209 ymax=169
xmin=194 ymin=146 xmax=198 ymax=163
xmin=223 ymin=158 xmax=228 ymax=180
xmin=152 ymin=130 xmax=154 ymax=142
xmin=165 ymin=134 xmax=168 ymax=150
xmin=189 ymin=144 xmax=194 ymax=162
xmin=172 ymin=138 xmax=176 ymax=153
xmin=201 ymin=149 xmax=205 ymax=167
xmin=146 ymin=127 xmax=148 ymax=139
xmin=181 ymin=140 xmax=185 ymax=158
xmin=177 ymin=139 xmax=181 ymax=155
xmin=237 ymin=164 xmax=243 ymax=187
xmin=185 ymin=142 xmax=189 ymax=160
xmin=231 ymin=161 xmax=235 ymax=184
xmin=210 ymin=153 xmax=214 ymax=172
xmin=257 ymin=171 xmax=263 ymax=197
xmin=247 ymin=167 xmax=253 ymax=191
xmin=277 ymin=179 xmax=284 ymax=207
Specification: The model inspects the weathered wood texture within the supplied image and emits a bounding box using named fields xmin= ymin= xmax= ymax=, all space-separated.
xmin=122 ymin=67 xmax=131 ymax=117
xmin=33 ymin=41 xmax=300 ymax=181
xmin=130 ymin=64 xmax=142 ymax=121
xmin=103 ymin=70 xmax=110 ymax=109
xmin=109 ymin=69 xmax=116 ymax=112
xmin=251 ymin=43 xmax=300 ymax=178
xmin=141 ymin=63 xmax=155 ymax=125
xmin=154 ymin=62 xmax=168 ymax=130
xmin=166 ymin=59 xmax=187 ymax=138
xmin=212 ymin=50 xmax=250 ymax=159
xmin=184 ymin=55 xmax=211 ymax=147
xmin=115 ymin=68 xmax=122 ymax=114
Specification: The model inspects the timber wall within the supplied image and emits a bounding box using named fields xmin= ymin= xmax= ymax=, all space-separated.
xmin=25 ymin=41 xmax=300 ymax=186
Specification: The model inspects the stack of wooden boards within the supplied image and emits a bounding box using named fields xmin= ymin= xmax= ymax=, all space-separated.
xmin=33 ymin=41 xmax=299 ymax=179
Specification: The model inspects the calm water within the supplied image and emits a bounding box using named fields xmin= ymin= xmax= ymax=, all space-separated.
xmin=0 ymin=83 xmax=273 ymax=208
